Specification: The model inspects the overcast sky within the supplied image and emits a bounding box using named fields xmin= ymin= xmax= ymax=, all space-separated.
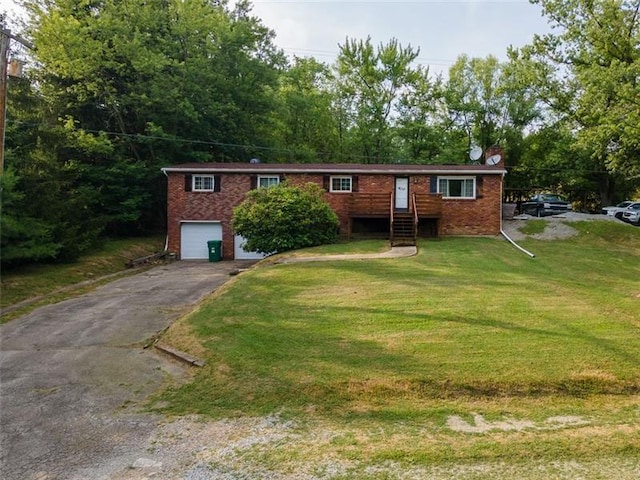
xmin=244 ymin=0 xmax=554 ymax=75
xmin=1 ymin=0 xmax=554 ymax=76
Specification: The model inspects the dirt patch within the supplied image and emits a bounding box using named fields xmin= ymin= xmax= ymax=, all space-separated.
xmin=447 ymin=414 xmax=535 ymax=433
xmin=446 ymin=413 xmax=590 ymax=433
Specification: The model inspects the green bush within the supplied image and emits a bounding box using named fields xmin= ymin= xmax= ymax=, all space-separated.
xmin=232 ymin=182 xmax=340 ymax=254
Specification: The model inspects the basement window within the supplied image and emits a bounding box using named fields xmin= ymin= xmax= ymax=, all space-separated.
xmin=438 ymin=177 xmax=475 ymax=199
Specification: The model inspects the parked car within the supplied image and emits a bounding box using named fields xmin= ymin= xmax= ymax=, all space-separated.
xmin=622 ymin=203 xmax=640 ymax=225
xmin=602 ymin=200 xmax=635 ymax=219
xmin=520 ymin=194 xmax=572 ymax=217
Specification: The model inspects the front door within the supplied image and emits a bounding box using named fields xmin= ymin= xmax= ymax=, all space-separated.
xmin=395 ymin=177 xmax=409 ymax=210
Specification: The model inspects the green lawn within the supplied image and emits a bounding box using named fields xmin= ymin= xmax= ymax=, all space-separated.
xmin=160 ymin=223 xmax=639 ymax=476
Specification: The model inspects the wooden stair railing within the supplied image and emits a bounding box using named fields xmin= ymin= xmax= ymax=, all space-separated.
xmin=413 ymin=193 xmax=443 ymax=217
xmin=412 ymin=194 xmax=419 ymax=244
xmin=389 ymin=192 xmax=395 ymax=243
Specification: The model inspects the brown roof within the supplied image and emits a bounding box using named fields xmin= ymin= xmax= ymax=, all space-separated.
xmin=161 ymin=162 xmax=506 ymax=175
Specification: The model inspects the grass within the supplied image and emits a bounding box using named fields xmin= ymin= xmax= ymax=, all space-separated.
xmin=1 ymin=234 xmax=165 ymax=321
xmin=279 ymin=239 xmax=390 ymax=256
xmin=154 ymin=221 xmax=640 ymax=477
xmin=518 ymin=218 xmax=547 ymax=235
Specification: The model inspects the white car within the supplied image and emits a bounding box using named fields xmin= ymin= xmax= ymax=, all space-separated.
xmin=602 ymin=200 xmax=635 ymax=219
xmin=622 ymin=203 xmax=640 ymax=225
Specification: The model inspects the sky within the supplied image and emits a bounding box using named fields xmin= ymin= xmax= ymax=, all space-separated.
xmin=243 ymin=0 xmax=554 ymax=76
xmin=1 ymin=0 xmax=554 ymax=76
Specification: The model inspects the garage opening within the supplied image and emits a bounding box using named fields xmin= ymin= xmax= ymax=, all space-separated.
xmin=181 ymin=222 xmax=223 ymax=259
xmin=234 ymin=235 xmax=267 ymax=260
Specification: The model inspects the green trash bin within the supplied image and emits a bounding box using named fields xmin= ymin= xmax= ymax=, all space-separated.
xmin=207 ymin=240 xmax=223 ymax=262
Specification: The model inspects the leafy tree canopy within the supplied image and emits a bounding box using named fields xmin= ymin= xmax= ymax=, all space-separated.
xmin=513 ymin=0 xmax=640 ymax=189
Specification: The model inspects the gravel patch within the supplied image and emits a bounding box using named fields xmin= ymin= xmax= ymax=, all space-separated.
xmin=502 ymin=212 xmax=627 ymax=241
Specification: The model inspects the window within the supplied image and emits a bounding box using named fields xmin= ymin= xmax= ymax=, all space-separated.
xmin=193 ymin=175 xmax=215 ymax=192
xmin=438 ymin=177 xmax=475 ymax=199
xmin=330 ymin=176 xmax=352 ymax=192
xmin=258 ymin=176 xmax=280 ymax=188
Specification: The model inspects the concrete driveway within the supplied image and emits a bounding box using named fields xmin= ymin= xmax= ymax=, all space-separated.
xmin=0 ymin=260 xmax=256 ymax=480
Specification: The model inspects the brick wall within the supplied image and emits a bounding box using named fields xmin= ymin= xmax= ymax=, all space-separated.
xmin=167 ymin=173 xmax=251 ymax=259
xmin=166 ymin=171 xmax=503 ymax=259
xmin=441 ymin=175 xmax=502 ymax=236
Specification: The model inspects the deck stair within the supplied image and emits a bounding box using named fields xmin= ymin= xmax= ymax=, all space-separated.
xmin=391 ymin=213 xmax=416 ymax=246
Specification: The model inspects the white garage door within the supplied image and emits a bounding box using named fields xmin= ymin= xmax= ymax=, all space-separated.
xmin=234 ymin=235 xmax=267 ymax=260
xmin=181 ymin=222 xmax=223 ymax=259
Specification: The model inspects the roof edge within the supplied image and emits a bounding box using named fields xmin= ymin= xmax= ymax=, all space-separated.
xmin=161 ymin=165 xmax=507 ymax=175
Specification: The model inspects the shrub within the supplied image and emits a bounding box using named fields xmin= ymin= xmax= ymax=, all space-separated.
xmin=232 ymin=182 xmax=339 ymax=254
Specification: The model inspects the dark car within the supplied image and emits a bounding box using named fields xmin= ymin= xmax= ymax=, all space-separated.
xmin=520 ymin=194 xmax=572 ymax=217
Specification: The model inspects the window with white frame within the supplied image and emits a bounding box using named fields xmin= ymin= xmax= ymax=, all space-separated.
xmin=258 ymin=175 xmax=280 ymax=188
xmin=330 ymin=176 xmax=352 ymax=192
xmin=193 ymin=175 xmax=215 ymax=192
xmin=438 ymin=177 xmax=475 ymax=199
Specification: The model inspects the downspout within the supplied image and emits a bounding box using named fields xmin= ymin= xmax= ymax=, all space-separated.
xmin=162 ymin=168 xmax=169 ymax=252
xmin=500 ymin=172 xmax=535 ymax=258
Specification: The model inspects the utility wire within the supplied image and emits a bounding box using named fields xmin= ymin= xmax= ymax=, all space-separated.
xmin=6 ymin=120 xmax=616 ymax=174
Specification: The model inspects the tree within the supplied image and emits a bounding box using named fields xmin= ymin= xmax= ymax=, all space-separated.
xmin=513 ymin=124 xmax=607 ymax=209
xmin=0 ymin=169 xmax=61 ymax=265
xmin=334 ymin=37 xmax=423 ymax=163
xmin=1 ymin=74 xmax=110 ymax=265
xmin=394 ymin=69 xmax=446 ymax=163
xmin=25 ymin=0 xmax=285 ymax=161
xmin=443 ymin=55 xmax=540 ymax=165
xmin=232 ymin=182 xmax=339 ymax=254
xmin=271 ymin=57 xmax=340 ymax=162
xmin=512 ymin=0 xmax=640 ymax=204
xmin=4 ymin=0 xmax=286 ymax=264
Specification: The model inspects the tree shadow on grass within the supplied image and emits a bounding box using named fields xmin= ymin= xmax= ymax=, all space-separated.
xmin=159 ymin=298 xmax=640 ymax=420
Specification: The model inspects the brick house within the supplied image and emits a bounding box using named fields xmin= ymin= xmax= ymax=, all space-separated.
xmin=162 ymin=161 xmax=507 ymax=260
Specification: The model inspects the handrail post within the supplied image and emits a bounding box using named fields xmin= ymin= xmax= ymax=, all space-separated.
xmin=412 ymin=193 xmax=419 ymax=243
xmin=390 ymin=192 xmax=394 ymax=244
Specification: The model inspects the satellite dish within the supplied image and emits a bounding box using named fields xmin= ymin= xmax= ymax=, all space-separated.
xmin=469 ymin=146 xmax=482 ymax=162
xmin=486 ymin=154 xmax=502 ymax=166
xmin=249 ymin=158 xmax=261 ymax=164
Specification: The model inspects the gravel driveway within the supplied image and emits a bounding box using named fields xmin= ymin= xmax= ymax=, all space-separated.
xmin=0 ymin=260 xmax=256 ymax=480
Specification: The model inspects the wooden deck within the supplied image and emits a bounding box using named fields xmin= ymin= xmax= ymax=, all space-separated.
xmin=348 ymin=193 xmax=392 ymax=217
xmin=347 ymin=193 xmax=443 ymax=244
xmin=347 ymin=193 xmax=443 ymax=218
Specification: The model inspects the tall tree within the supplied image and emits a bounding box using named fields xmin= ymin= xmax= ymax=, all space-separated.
xmin=25 ymin=0 xmax=284 ymax=161
xmin=334 ymin=37 xmax=422 ymax=163
xmin=271 ymin=57 xmax=340 ymax=162
xmin=6 ymin=0 xmax=285 ymax=264
xmin=394 ymin=69 xmax=446 ymax=163
xmin=512 ymin=0 xmax=640 ymax=204
xmin=2 ymin=67 xmax=112 ymax=264
xmin=444 ymin=55 xmax=539 ymax=163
